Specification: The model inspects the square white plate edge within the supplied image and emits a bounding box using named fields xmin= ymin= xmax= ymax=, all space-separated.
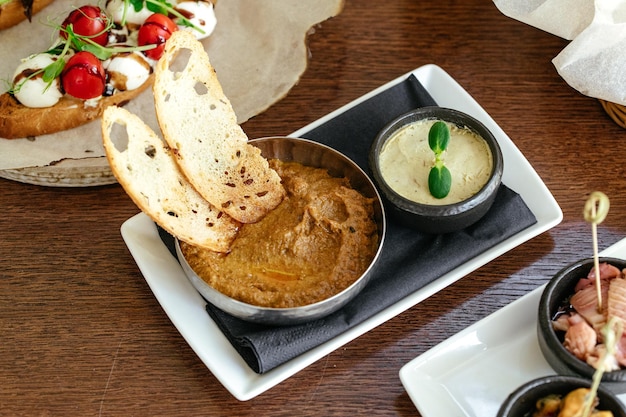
xmin=120 ymin=63 xmax=563 ymax=401
xmin=399 ymin=237 xmax=626 ymax=416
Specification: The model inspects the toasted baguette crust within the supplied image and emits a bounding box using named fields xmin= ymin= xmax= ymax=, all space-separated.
xmin=0 ymin=74 xmax=154 ymax=139
xmin=102 ymin=105 xmax=239 ymax=252
xmin=0 ymin=0 xmax=54 ymax=30
xmin=153 ymin=31 xmax=286 ymax=224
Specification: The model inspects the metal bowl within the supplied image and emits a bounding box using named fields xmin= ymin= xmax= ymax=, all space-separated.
xmin=369 ymin=106 xmax=503 ymax=234
xmin=497 ymin=375 xmax=626 ymax=417
xmin=537 ymin=257 xmax=626 ymax=393
xmin=176 ymin=137 xmax=386 ymax=326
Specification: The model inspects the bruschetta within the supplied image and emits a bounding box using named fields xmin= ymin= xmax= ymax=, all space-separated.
xmin=0 ymin=0 xmax=217 ymax=139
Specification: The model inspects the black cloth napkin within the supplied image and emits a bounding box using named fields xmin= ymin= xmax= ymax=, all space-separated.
xmin=159 ymin=74 xmax=537 ymax=374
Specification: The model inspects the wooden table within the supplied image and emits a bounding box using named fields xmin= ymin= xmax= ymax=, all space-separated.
xmin=2 ymin=1 xmax=625 ymax=415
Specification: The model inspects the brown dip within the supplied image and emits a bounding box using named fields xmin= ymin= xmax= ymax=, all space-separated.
xmin=180 ymin=160 xmax=379 ymax=308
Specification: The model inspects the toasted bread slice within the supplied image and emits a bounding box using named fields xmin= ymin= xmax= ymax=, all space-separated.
xmin=101 ymin=105 xmax=239 ymax=252
xmin=153 ymin=31 xmax=285 ymax=224
xmin=0 ymin=74 xmax=153 ymax=139
xmin=0 ymin=0 xmax=54 ymax=30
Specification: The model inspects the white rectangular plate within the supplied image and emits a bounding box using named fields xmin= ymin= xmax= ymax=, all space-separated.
xmin=399 ymin=237 xmax=626 ymax=416
xmin=120 ymin=64 xmax=562 ymax=401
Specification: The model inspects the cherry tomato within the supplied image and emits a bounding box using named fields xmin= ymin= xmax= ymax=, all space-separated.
xmin=61 ymin=51 xmax=106 ymax=100
xmin=138 ymin=13 xmax=178 ymax=60
xmin=61 ymin=5 xmax=110 ymax=47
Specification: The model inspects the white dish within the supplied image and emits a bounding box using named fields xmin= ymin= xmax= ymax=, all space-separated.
xmin=120 ymin=64 xmax=562 ymax=401
xmin=399 ymin=237 xmax=626 ymax=417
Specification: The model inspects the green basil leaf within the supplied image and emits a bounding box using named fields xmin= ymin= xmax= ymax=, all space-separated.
xmin=145 ymin=0 xmax=170 ymax=15
xmin=44 ymin=44 xmax=65 ymax=56
xmin=129 ymin=0 xmax=144 ymax=12
xmin=82 ymin=44 xmax=112 ymax=60
xmin=428 ymin=121 xmax=450 ymax=155
xmin=42 ymin=60 xmax=65 ymax=83
xmin=428 ymin=165 xmax=451 ymax=199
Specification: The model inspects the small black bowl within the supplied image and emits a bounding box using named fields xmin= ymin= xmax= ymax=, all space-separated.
xmin=368 ymin=106 xmax=503 ymax=234
xmin=538 ymin=257 xmax=626 ymax=393
xmin=497 ymin=375 xmax=626 ymax=417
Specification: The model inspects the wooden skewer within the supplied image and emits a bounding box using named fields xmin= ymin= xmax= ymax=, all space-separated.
xmin=582 ymin=317 xmax=622 ymax=417
xmin=583 ymin=191 xmax=610 ymax=313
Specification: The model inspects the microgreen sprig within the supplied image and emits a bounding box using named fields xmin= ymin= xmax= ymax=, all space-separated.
xmin=9 ymin=0 xmax=208 ymax=96
xmin=427 ymin=121 xmax=452 ymax=199
xmin=10 ymin=33 xmax=155 ymax=95
xmin=10 ymin=9 xmax=156 ymax=95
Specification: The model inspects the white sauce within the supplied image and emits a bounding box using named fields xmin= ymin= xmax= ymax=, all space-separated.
xmin=84 ymin=97 xmax=101 ymax=108
xmin=378 ymin=119 xmax=493 ymax=205
xmin=12 ymin=54 xmax=63 ymax=108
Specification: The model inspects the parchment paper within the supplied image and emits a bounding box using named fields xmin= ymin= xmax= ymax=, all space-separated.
xmin=0 ymin=0 xmax=344 ymax=185
xmin=493 ymin=0 xmax=594 ymax=40
xmin=493 ymin=0 xmax=626 ymax=107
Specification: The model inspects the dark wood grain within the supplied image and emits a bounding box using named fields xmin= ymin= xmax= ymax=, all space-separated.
xmin=2 ymin=0 xmax=625 ymax=415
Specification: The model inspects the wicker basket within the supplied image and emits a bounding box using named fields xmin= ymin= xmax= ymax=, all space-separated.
xmin=600 ymin=99 xmax=626 ymax=129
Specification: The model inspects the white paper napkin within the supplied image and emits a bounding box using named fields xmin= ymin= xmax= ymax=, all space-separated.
xmin=493 ymin=0 xmax=594 ymax=40
xmin=493 ymin=0 xmax=626 ymax=105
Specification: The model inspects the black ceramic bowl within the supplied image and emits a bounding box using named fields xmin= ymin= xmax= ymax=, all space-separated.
xmin=538 ymin=257 xmax=626 ymax=393
xmin=177 ymin=137 xmax=386 ymax=326
xmin=497 ymin=375 xmax=626 ymax=417
xmin=368 ymin=106 xmax=504 ymax=234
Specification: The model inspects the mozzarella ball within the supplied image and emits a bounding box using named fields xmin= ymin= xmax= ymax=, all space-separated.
xmin=104 ymin=50 xmax=152 ymax=91
xmin=12 ymin=53 xmax=63 ymax=108
xmin=176 ymin=1 xmax=217 ymax=39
